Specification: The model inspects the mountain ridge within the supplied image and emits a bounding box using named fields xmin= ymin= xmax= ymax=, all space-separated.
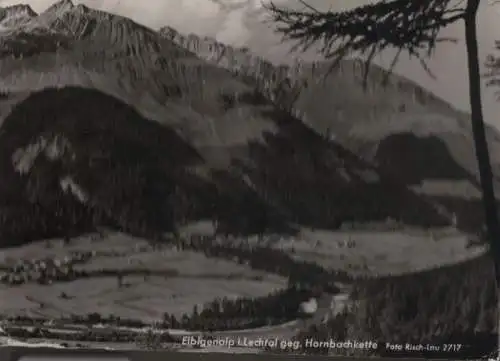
xmin=160 ymin=26 xmax=500 ymax=200
xmin=0 ymin=0 xmax=489 ymax=245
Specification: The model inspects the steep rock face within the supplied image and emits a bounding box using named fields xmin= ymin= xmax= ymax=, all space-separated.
xmin=161 ymin=28 xmax=500 ymax=199
xmin=160 ymin=26 xmax=305 ymax=112
xmin=159 ymin=25 xmax=464 ymax=127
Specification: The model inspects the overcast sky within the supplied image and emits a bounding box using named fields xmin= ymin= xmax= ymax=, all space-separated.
xmin=1 ymin=0 xmax=499 ymax=128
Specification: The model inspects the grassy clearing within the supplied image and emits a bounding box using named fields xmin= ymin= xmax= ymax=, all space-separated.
xmin=75 ymin=245 xmax=282 ymax=277
xmin=279 ymin=229 xmax=485 ymax=275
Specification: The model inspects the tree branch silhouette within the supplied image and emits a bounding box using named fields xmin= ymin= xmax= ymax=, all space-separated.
xmin=264 ymin=0 xmax=465 ymax=86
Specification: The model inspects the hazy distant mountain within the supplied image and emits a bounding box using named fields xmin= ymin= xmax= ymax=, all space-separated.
xmin=0 ymin=0 xmax=470 ymax=244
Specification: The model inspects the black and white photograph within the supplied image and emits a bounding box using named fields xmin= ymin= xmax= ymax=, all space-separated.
xmin=0 ymin=0 xmax=498 ymax=359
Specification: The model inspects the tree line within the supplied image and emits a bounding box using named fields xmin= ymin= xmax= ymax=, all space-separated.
xmin=161 ymin=285 xmax=314 ymax=331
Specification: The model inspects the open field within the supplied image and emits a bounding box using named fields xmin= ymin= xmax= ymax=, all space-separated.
xmin=279 ymin=228 xmax=486 ymax=275
xmin=0 ymin=275 xmax=284 ymax=321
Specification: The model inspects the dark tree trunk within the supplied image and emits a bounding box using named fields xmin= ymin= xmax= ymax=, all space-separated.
xmin=464 ymin=0 xmax=500 ymax=278
xmin=464 ymin=0 xmax=500 ymax=355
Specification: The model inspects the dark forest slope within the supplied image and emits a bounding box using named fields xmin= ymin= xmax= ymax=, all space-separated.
xmin=0 ymin=86 xmax=201 ymax=244
xmin=297 ymin=254 xmax=497 ymax=359
xmin=0 ymin=86 xmax=449 ymax=245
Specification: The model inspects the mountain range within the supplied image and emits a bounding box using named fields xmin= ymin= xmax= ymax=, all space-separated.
xmin=0 ymin=0 xmax=497 ymax=245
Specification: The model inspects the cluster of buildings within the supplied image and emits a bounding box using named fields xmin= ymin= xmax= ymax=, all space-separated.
xmin=0 ymin=250 xmax=95 ymax=285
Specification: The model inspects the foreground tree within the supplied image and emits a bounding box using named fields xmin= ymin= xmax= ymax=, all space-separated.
xmin=266 ymin=0 xmax=500 ymax=355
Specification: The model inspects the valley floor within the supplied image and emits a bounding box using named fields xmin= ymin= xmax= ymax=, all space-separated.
xmin=0 ymin=234 xmax=285 ymax=321
xmin=0 ymin=225 xmax=487 ymax=351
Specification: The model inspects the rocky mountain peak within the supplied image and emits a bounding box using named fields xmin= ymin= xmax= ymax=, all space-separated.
xmin=0 ymin=4 xmax=37 ymax=28
xmin=43 ymin=0 xmax=75 ymax=15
